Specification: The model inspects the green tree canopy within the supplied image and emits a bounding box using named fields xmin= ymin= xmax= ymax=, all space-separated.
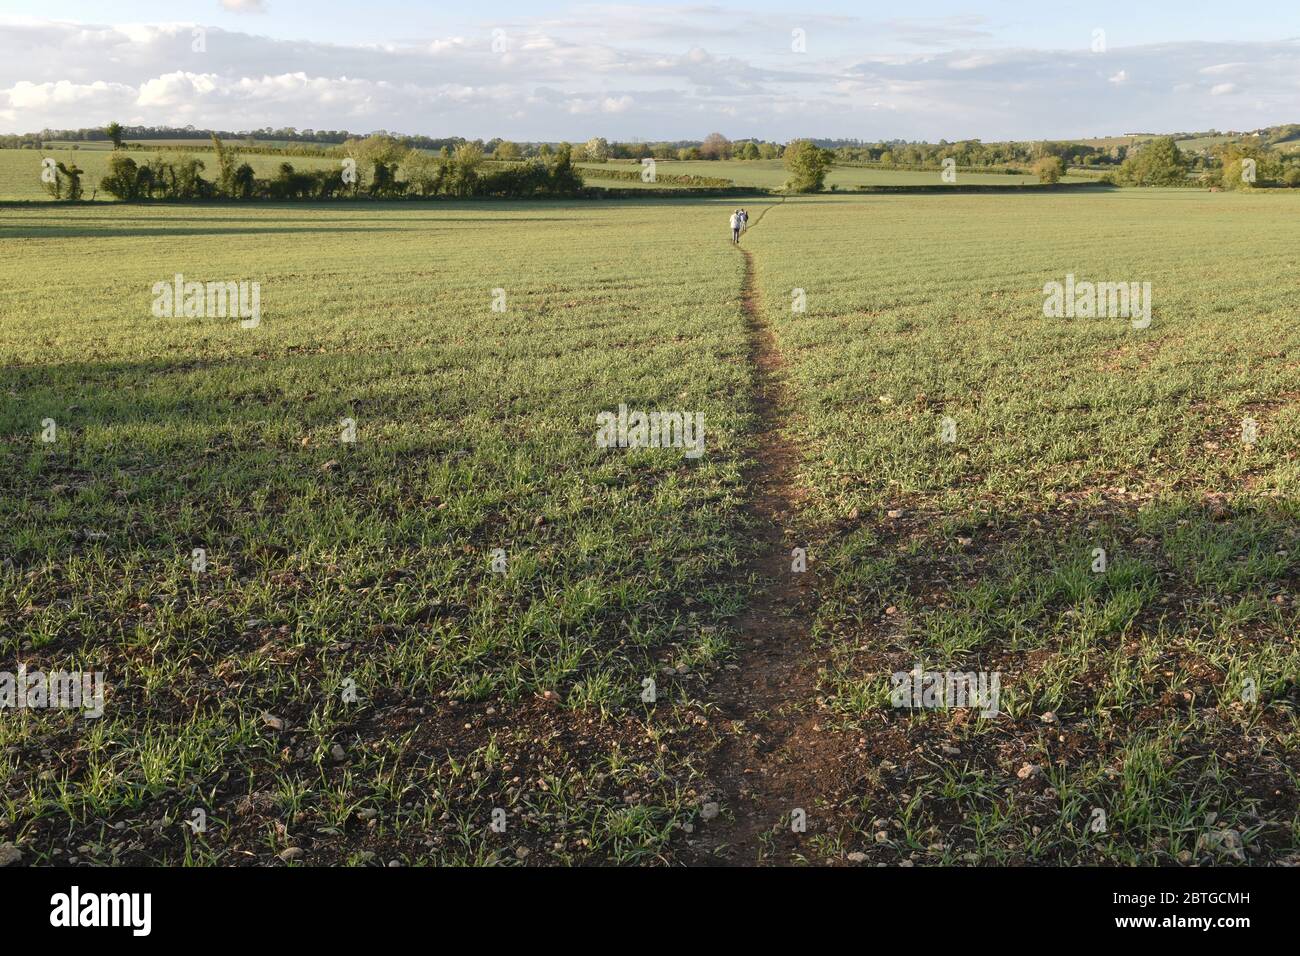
xmin=1033 ymin=156 xmax=1063 ymax=184
xmin=783 ymin=139 xmax=832 ymax=192
xmin=1119 ymin=136 xmax=1187 ymax=186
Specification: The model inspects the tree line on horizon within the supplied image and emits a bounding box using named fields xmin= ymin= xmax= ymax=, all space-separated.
xmin=31 ymin=123 xmax=1300 ymax=201
xmin=39 ymin=131 xmax=587 ymax=201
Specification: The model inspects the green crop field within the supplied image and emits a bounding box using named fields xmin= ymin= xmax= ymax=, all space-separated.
xmin=743 ymin=190 xmax=1300 ymax=864
xmin=1068 ymin=136 xmax=1156 ymax=150
xmin=2 ymin=190 xmax=1297 ymax=867
xmin=1176 ymin=135 xmax=1239 ymax=151
xmin=580 ymin=159 xmax=1084 ymax=189
xmin=0 ymin=199 xmax=757 ymax=865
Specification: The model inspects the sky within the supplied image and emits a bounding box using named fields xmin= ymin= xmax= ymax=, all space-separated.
xmin=1 ymin=1 xmax=1298 ymax=141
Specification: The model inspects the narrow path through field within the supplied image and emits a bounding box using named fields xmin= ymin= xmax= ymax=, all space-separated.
xmin=691 ymin=203 xmax=839 ymax=864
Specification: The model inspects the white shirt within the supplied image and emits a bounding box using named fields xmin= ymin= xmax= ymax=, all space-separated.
xmin=730 ymin=214 xmax=741 ymax=229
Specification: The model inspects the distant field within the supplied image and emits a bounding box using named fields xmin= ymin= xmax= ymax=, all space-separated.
xmin=1067 ymin=136 xmax=1155 ymax=150
xmin=6 ymin=150 xmax=1089 ymax=201
xmin=1176 ymin=135 xmax=1239 ymax=152
xmin=0 ymin=148 xmax=341 ymax=200
xmin=580 ymin=159 xmax=1086 ymax=189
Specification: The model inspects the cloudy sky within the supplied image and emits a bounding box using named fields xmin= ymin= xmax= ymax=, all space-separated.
xmin=2 ymin=1 xmax=1298 ymax=140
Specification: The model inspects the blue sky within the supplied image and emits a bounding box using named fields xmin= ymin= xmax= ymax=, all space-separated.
xmin=2 ymin=2 xmax=1298 ymax=139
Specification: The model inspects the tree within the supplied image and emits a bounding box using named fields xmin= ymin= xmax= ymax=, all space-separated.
xmin=404 ymin=151 xmax=445 ymax=196
xmin=783 ymin=139 xmax=831 ymax=192
xmin=370 ymin=161 xmax=404 ymax=198
xmin=548 ymin=146 xmax=584 ymax=194
xmin=345 ymin=134 xmax=410 ymax=190
xmin=494 ymin=141 xmax=522 ymax=160
xmin=231 ymin=162 xmax=255 ymax=199
xmin=105 ymin=121 xmax=124 ymax=150
xmin=1215 ymin=143 xmax=1284 ymax=190
xmin=1033 ymin=156 xmax=1063 ymax=184
xmin=583 ymin=137 xmax=610 ymax=163
xmin=738 ymin=141 xmax=760 ymax=160
xmin=1118 ymin=136 xmax=1187 ymax=186
xmin=211 ymin=134 xmax=239 ymax=197
xmin=700 ymin=132 xmax=732 ymax=160
xmin=166 ymin=154 xmax=208 ymax=198
xmin=100 ymin=153 xmax=143 ymax=200
xmin=454 ymin=142 xmax=484 ymax=172
xmin=444 ymin=143 xmax=485 ymax=197
xmin=42 ymin=160 xmax=84 ymax=200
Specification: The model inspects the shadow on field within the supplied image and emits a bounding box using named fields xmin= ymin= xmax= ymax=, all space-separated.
xmin=0 ymin=351 xmax=425 ymax=433
xmin=798 ymin=491 xmax=1300 ymax=864
xmin=0 ymin=223 xmax=412 ymax=239
xmin=34 ymin=214 xmax=580 ymax=226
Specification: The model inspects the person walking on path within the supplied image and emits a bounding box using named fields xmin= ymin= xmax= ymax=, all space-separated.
xmin=730 ymin=209 xmax=742 ymax=244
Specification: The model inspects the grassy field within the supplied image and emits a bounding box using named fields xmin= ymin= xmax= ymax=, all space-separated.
xmin=1068 ymin=136 xmax=1156 ymax=150
xmin=579 ymin=159 xmax=1083 ymax=189
xmin=745 ymin=190 xmax=1300 ymax=864
xmin=0 ymin=199 xmax=757 ymax=864
xmin=0 ymin=149 xmax=340 ymax=201
xmin=2 ymin=190 xmax=1297 ymax=866
xmin=1176 ymin=135 xmax=1240 ymax=152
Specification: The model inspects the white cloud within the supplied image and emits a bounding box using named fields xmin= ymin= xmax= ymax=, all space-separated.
xmin=137 ymin=71 xmax=219 ymax=107
xmin=220 ymin=0 xmax=269 ymax=12
xmin=1199 ymin=62 xmax=1247 ymax=75
xmin=0 ymin=16 xmax=1298 ymax=140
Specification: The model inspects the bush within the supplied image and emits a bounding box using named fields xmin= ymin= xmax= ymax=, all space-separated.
xmin=42 ymin=160 xmax=85 ymax=200
xmin=1118 ymin=137 xmax=1187 ymax=186
xmin=100 ymin=153 xmax=143 ymax=200
xmin=76 ymin=141 xmax=590 ymax=203
xmin=783 ymin=139 xmax=832 ymax=192
xmin=1033 ymin=156 xmax=1063 ymax=184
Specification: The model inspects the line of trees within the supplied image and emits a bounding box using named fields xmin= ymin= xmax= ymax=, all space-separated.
xmin=1107 ymin=136 xmax=1300 ymax=188
xmin=7 ymin=124 xmax=791 ymax=164
xmin=29 ymin=121 xmax=1300 ymax=200
xmin=536 ymin=135 xmax=784 ymax=163
xmin=831 ymin=139 xmax=1113 ymax=169
xmin=13 ymin=123 xmax=458 ymax=149
xmin=91 ymin=133 xmax=585 ymax=201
